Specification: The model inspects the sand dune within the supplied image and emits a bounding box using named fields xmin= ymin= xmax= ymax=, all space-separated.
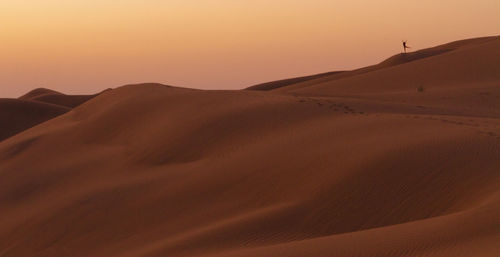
xmin=268 ymin=36 xmax=500 ymax=94
xmin=0 ymin=36 xmax=499 ymax=257
xmin=0 ymin=89 xmax=99 ymax=142
xmin=0 ymin=99 xmax=69 ymax=142
xmin=18 ymin=88 xmax=64 ymax=101
xmin=24 ymin=94 xmax=97 ymax=109
xmin=245 ymin=37 xmax=459 ymax=92
xmin=20 ymin=88 xmax=99 ymax=108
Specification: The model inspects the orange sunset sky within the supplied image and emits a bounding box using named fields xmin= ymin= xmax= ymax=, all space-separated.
xmin=1 ymin=0 xmax=499 ymax=97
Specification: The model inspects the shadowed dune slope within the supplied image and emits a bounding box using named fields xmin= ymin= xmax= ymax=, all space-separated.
xmin=20 ymin=88 xmax=99 ymax=108
xmin=18 ymin=88 xmax=63 ymax=100
xmin=0 ymin=89 xmax=99 ymax=142
xmin=26 ymin=93 xmax=98 ymax=108
xmin=1 ymin=36 xmax=499 ymax=257
xmin=0 ymin=99 xmax=69 ymax=142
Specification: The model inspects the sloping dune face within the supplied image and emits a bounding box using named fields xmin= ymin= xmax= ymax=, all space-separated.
xmin=277 ymin=36 xmax=500 ymax=116
xmin=0 ymin=99 xmax=70 ymax=142
xmin=1 ymin=37 xmax=500 ymax=257
xmin=245 ymin=37 xmax=483 ymax=92
xmin=246 ymin=71 xmax=345 ymax=91
xmin=0 ymin=89 xmax=99 ymax=142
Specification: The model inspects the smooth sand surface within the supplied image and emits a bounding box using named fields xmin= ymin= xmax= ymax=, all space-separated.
xmin=0 ymin=98 xmax=69 ymax=142
xmin=246 ymin=71 xmax=345 ymax=91
xmin=0 ymin=89 xmax=99 ymax=142
xmin=0 ymin=36 xmax=499 ymax=257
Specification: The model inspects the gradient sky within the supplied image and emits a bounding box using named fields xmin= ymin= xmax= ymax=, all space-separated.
xmin=1 ymin=0 xmax=499 ymax=97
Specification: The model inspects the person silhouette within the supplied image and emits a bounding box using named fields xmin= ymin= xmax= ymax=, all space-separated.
xmin=403 ymin=41 xmax=410 ymax=53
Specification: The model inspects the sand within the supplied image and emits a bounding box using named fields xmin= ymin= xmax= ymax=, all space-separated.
xmin=0 ymin=89 xmax=99 ymax=142
xmin=0 ymin=36 xmax=499 ymax=257
xmin=0 ymin=98 xmax=69 ymax=142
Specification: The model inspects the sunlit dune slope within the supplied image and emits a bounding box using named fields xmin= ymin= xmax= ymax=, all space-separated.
xmin=276 ymin=36 xmax=500 ymax=116
xmin=263 ymin=36 xmax=499 ymax=95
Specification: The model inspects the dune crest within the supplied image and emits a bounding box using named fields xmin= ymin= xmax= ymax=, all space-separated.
xmin=18 ymin=88 xmax=63 ymax=100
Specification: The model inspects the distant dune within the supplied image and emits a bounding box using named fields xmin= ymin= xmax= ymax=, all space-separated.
xmin=0 ymin=89 xmax=99 ymax=142
xmin=19 ymin=87 xmax=99 ymax=108
xmin=0 ymin=98 xmax=69 ymax=142
xmin=0 ymin=36 xmax=499 ymax=257
xmin=18 ymin=88 xmax=63 ymax=100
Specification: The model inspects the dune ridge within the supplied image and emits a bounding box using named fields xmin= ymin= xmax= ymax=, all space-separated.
xmin=0 ymin=36 xmax=499 ymax=257
xmin=248 ymin=35 xmax=499 ymax=93
xmin=20 ymin=88 xmax=99 ymax=108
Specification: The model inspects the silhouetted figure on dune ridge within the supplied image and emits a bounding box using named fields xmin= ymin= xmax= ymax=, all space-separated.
xmin=403 ymin=40 xmax=410 ymax=53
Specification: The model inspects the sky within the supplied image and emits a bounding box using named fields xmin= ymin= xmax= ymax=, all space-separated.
xmin=1 ymin=0 xmax=499 ymax=97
